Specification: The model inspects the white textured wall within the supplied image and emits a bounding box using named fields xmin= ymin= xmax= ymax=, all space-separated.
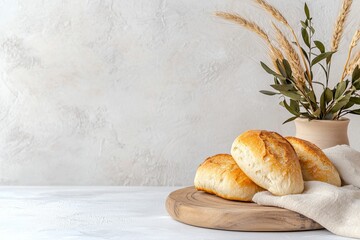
xmin=0 ymin=0 xmax=359 ymax=185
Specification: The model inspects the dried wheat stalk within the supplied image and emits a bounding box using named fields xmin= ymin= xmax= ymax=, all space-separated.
xmin=253 ymin=0 xmax=312 ymax=86
xmin=215 ymin=12 xmax=284 ymax=72
xmin=331 ymin=0 xmax=353 ymax=51
xmin=253 ymin=0 xmax=288 ymax=25
xmin=215 ymin=12 xmax=269 ymax=41
xmin=341 ymin=30 xmax=360 ymax=79
xmin=350 ymin=30 xmax=360 ymax=48
xmin=272 ymin=23 xmax=305 ymax=89
xmin=346 ymin=51 xmax=360 ymax=75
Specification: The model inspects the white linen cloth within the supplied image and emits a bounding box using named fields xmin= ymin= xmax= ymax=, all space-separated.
xmin=252 ymin=145 xmax=360 ymax=239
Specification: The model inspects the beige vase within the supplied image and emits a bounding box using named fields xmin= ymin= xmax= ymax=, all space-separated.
xmin=294 ymin=118 xmax=350 ymax=149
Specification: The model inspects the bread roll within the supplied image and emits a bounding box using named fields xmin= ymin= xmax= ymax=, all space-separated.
xmin=285 ymin=136 xmax=341 ymax=187
xmin=194 ymin=154 xmax=264 ymax=201
xmin=231 ymin=130 xmax=304 ymax=196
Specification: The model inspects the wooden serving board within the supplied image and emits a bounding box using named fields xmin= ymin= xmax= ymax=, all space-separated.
xmin=166 ymin=186 xmax=323 ymax=232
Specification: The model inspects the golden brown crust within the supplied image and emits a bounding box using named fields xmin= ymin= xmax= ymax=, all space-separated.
xmin=231 ymin=130 xmax=304 ymax=195
xmin=194 ymin=154 xmax=264 ymax=201
xmin=285 ymin=137 xmax=341 ymax=186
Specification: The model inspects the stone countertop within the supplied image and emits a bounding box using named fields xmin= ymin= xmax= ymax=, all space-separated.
xmin=0 ymin=186 xmax=350 ymax=239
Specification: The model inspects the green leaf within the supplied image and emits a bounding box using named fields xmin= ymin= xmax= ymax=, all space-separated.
xmin=301 ymin=28 xmax=310 ymax=47
xmin=307 ymin=90 xmax=316 ymax=103
xmin=353 ymin=79 xmax=360 ymax=90
xmin=280 ymin=91 xmax=302 ymax=100
xmin=274 ymin=77 xmax=280 ymax=85
xmin=270 ymin=84 xmax=294 ymax=91
xmin=311 ymin=52 xmax=335 ymax=66
xmin=300 ymin=21 xmax=307 ymax=28
xmin=324 ymin=87 xmax=333 ymax=104
xmin=261 ymin=61 xmax=277 ymax=75
xmin=290 ymin=99 xmax=300 ymax=112
xmin=304 ymin=3 xmax=310 ymax=19
xmin=349 ymin=109 xmax=360 ymax=115
xmin=309 ymin=26 xmax=315 ymax=34
xmin=260 ymin=61 xmax=286 ymax=80
xmin=283 ymin=100 xmax=299 ymax=116
xmin=301 ymin=102 xmax=310 ymax=109
xmin=335 ymin=81 xmax=347 ymax=99
xmin=260 ymin=90 xmax=278 ymax=96
xmin=313 ymin=108 xmax=321 ymax=117
xmin=282 ymin=59 xmax=292 ymax=77
xmin=276 ymin=60 xmax=287 ymax=77
xmin=350 ymin=97 xmax=360 ymax=104
xmin=320 ymin=90 xmax=326 ymax=112
xmin=352 ymin=66 xmax=360 ymax=82
xmin=326 ymin=51 xmax=336 ymax=64
xmin=283 ymin=116 xmax=298 ymax=124
xmin=331 ymin=95 xmax=351 ymax=113
xmin=314 ymin=40 xmax=325 ymax=53
xmin=345 ymin=79 xmax=350 ymax=89
xmin=331 ymin=102 xmax=346 ymax=113
xmin=344 ymin=101 xmax=355 ymax=109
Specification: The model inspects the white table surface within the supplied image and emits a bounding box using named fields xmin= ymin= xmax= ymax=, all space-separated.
xmin=0 ymin=186 xmax=352 ymax=240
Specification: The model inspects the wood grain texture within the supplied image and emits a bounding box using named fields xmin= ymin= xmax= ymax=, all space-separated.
xmin=166 ymin=186 xmax=323 ymax=231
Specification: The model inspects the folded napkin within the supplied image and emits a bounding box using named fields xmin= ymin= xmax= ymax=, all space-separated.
xmin=324 ymin=145 xmax=360 ymax=188
xmin=252 ymin=145 xmax=360 ymax=239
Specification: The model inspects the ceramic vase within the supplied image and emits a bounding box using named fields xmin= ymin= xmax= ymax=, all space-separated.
xmin=294 ymin=118 xmax=350 ymax=149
